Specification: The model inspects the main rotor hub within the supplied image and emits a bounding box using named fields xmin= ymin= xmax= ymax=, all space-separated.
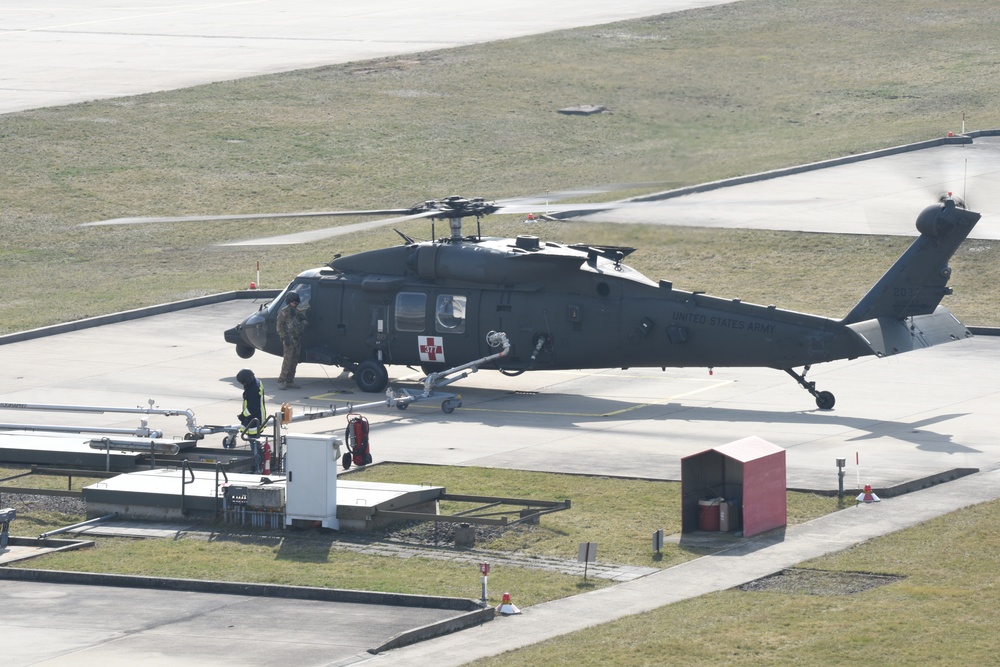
xmin=405 ymin=196 xmax=500 ymax=242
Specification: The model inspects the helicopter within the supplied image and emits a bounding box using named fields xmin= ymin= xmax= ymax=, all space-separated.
xmin=85 ymin=192 xmax=982 ymax=410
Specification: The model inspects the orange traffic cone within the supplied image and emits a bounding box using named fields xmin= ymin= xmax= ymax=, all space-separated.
xmin=856 ymin=484 xmax=880 ymax=504
xmin=497 ymin=592 xmax=521 ymax=615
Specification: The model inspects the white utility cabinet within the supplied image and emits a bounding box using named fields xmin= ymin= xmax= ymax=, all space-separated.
xmin=284 ymin=433 xmax=342 ymax=529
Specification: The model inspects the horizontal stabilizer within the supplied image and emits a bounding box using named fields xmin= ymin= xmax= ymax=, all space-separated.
xmin=846 ymin=307 xmax=972 ymax=357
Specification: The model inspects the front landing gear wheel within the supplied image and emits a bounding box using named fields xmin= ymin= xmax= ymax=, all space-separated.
xmin=354 ymin=360 xmax=389 ymax=393
xmin=441 ymin=399 xmax=461 ymax=414
xmin=815 ymin=391 xmax=836 ymax=411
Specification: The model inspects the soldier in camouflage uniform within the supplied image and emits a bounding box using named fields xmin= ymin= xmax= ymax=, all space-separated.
xmin=276 ymin=291 xmax=308 ymax=389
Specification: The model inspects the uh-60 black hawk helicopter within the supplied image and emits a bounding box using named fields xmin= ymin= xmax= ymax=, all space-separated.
xmin=87 ymin=192 xmax=981 ymax=411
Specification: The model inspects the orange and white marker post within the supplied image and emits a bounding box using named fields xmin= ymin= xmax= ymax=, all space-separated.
xmin=497 ymin=591 xmax=521 ymax=615
xmin=856 ymin=484 xmax=880 ymax=504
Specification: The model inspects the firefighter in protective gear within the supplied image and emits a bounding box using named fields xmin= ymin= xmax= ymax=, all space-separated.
xmin=276 ymin=291 xmax=309 ymax=389
xmin=236 ymin=368 xmax=267 ymax=439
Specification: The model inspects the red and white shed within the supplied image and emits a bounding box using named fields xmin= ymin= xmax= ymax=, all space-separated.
xmin=680 ymin=436 xmax=786 ymax=538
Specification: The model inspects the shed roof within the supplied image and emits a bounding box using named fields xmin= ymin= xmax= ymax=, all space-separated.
xmin=709 ymin=435 xmax=784 ymax=463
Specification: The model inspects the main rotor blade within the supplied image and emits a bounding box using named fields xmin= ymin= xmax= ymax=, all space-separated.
xmin=492 ymin=202 xmax=624 ymax=216
xmin=79 ymin=208 xmax=414 ymax=227
xmin=219 ymin=210 xmax=442 ymax=246
xmin=497 ymin=182 xmax=670 ymax=207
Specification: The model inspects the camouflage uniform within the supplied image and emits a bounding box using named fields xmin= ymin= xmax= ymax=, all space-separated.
xmin=276 ymin=300 xmax=308 ymax=388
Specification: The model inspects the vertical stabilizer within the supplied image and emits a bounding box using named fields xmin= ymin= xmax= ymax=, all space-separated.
xmin=843 ymin=198 xmax=980 ymax=325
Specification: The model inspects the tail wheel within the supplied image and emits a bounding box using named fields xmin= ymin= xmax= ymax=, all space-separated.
xmin=816 ymin=391 xmax=836 ymax=410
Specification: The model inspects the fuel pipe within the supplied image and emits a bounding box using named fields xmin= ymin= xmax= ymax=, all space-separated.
xmin=39 ymin=512 xmax=119 ymax=540
xmin=0 ymin=399 xmax=206 ymax=437
xmin=528 ymin=333 xmax=550 ymax=368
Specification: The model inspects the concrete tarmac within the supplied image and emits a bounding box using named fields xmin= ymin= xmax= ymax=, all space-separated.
xmin=1 ymin=578 xmax=464 ymax=667
xmin=0 ymin=0 xmax=732 ymax=115
xmin=575 ymin=134 xmax=1000 ymax=238
xmin=3 ymin=299 xmax=998 ymax=492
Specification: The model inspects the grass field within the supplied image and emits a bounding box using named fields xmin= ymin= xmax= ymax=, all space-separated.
xmin=470 ymin=498 xmax=1000 ymax=667
xmin=7 ymin=463 xmax=843 ymax=607
xmin=1 ymin=0 xmax=998 ymax=334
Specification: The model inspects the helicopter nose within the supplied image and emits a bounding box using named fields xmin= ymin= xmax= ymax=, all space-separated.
xmin=240 ymin=312 xmax=268 ymax=349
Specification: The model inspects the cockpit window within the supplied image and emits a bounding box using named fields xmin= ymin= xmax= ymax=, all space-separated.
xmin=268 ymin=284 xmax=311 ymax=315
xmin=435 ymin=295 xmax=467 ymax=334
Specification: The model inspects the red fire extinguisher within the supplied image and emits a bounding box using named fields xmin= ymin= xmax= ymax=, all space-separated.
xmin=342 ymin=414 xmax=372 ymax=470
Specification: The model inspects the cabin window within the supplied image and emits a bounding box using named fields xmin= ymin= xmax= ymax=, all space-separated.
xmin=394 ymin=292 xmax=427 ymax=332
xmin=435 ymin=295 xmax=467 ymax=334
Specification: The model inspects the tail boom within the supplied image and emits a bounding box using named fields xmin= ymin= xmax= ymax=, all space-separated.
xmin=846 ymin=306 xmax=972 ymax=357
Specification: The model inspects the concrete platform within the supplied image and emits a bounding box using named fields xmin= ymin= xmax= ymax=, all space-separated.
xmin=82 ymin=468 xmax=444 ymax=529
